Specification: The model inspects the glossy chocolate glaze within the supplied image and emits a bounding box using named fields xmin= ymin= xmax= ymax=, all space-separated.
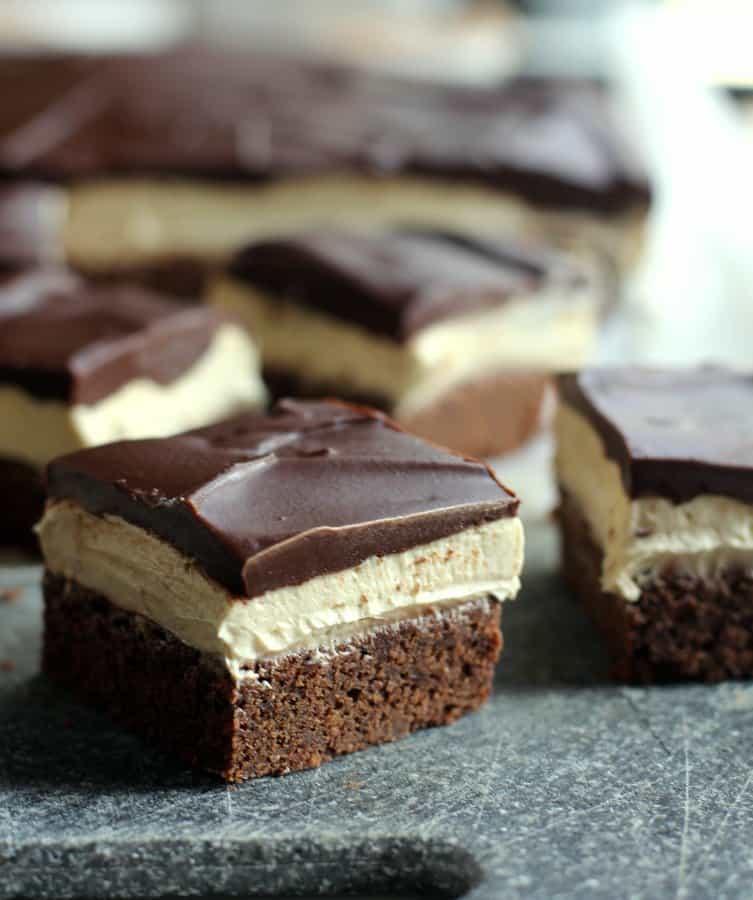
xmin=46 ymin=399 xmax=519 ymax=597
xmin=229 ymin=229 xmax=586 ymax=341
xmin=558 ymin=368 xmax=753 ymax=504
xmin=0 ymin=49 xmax=649 ymax=214
xmin=0 ymin=268 xmax=221 ymax=404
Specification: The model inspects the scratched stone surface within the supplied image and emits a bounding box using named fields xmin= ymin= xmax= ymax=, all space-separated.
xmin=2 ymin=523 xmax=753 ymax=899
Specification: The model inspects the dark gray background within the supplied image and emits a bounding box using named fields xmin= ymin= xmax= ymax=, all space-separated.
xmin=2 ymin=524 xmax=753 ymax=899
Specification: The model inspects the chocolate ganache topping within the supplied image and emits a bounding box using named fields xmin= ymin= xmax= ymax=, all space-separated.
xmin=0 ymin=49 xmax=649 ymax=213
xmin=0 ymin=267 xmax=221 ymax=404
xmin=558 ymin=367 xmax=753 ymax=504
xmin=229 ymin=229 xmax=586 ymax=341
xmin=46 ymin=399 xmax=519 ymax=597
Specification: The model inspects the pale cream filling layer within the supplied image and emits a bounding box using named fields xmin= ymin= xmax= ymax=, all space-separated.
xmin=63 ymin=175 xmax=645 ymax=272
xmin=210 ymin=276 xmax=599 ymax=416
xmin=37 ymin=500 xmax=524 ymax=669
xmin=555 ymin=404 xmax=753 ymax=601
xmin=0 ymin=323 xmax=265 ymax=468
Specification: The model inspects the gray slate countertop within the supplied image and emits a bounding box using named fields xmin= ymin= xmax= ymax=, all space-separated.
xmin=2 ymin=524 xmax=753 ymax=900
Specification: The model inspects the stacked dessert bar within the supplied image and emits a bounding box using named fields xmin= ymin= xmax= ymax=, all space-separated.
xmin=213 ymin=229 xmax=600 ymax=458
xmin=38 ymin=400 xmax=523 ymax=780
xmin=0 ymin=50 xmax=649 ymax=294
xmin=555 ymin=368 xmax=753 ymax=683
xmin=0 ymin=267 xmax=264 ymax=545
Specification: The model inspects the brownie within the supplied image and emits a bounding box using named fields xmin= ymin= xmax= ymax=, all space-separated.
xmin=216 ymin=229 xmax=594 ymax=458
xmin=0 ymin=266 xmax=262 ymax=546
xmin=556 ymin=367 xmax=753 ymax=683
xmin=38 ymin=399 xmax=524 ymax=779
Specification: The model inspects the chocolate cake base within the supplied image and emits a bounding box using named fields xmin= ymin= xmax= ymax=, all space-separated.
xmin=1 ymin=456 xmax=44 ymax=548
xmin=43 ymin=574 xmax=502 ymax=782
xmin=558 ymin=490 xmax=753 ymax=683
xmin=400 ymin=372 xmax=548 ymax=459
xmin=264 ymin=369 xmax=548 ymax=458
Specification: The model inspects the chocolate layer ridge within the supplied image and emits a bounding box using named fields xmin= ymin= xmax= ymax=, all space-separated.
xmin=0 ymin=267 xmax=222 ymax=403
xmin=45 ymin=399 xmax=519 ymax=597
xmin=228 ymin=229 xmax=584 ymax=341
xmin=0 ymin=50 xmax=649 ymax=214
xmin=557 ymin=367 xmax=753 ymax=504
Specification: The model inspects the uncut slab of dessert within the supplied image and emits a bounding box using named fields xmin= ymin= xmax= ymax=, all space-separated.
xmin=0 ymin=49 xmax=648 ymax=293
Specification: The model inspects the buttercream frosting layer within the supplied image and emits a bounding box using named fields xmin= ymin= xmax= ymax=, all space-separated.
xmin=211 ymin=271 xmax=598 ymax=415
xmin=555 ymin=403 xmax=753 ymax=602
xmin=62 ymin=177 xmax=644 ymax=272
xmin=38 ymin=501 xmax=523 ymax=666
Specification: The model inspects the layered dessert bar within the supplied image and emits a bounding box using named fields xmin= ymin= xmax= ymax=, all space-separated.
xmin=0 ymin=267 xmax=264 ymax=545
xmin=212 ymin=229 xmax=600 ymax=458
xmin=38 ymin=399 xmax=523 ymax=781
xmin=556 ymin=367 xmax=753 ymax=683
xmin=0 ymin=50 xmax=649 ymax=295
